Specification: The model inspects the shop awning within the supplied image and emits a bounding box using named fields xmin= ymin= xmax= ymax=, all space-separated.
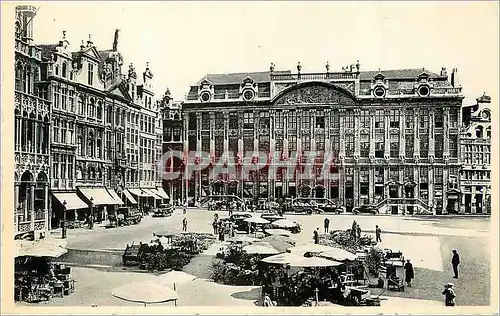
xmin=123 ymin=190 xmax=138 ymax=204
xmin=52 ymin=192 xmax=88 ymax=210
xmin=107 ymin=189 xmax=124 ymax=205
xmin=129 ymin=188 xmax=148 ymax=197
xmin=143 ymin=189 xmax=162 ymax=200
xmin=155 ymin=187 xmax=170 ymax=199
xmin=78 ymin=187 xmax=118 ymax=206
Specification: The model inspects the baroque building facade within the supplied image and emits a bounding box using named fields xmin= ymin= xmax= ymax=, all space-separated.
xmin=460 ymin=93 xmax=492 ymax=214
xmin=182 ymin=63 xmax=464 ymax=215
xmin=14 ymin=7 xmax=166 ymax=232
xmin=159 ymin=90 xmax=183 ymax=204
xmin=14 ymin=5 xmax=51 ymax=237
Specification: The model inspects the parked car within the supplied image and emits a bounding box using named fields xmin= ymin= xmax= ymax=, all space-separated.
xmin=319 ymin=203 xmax=345 ymax=214
xmin=116 ymin=206 xmax=142 ymax=225
xmin=352 ymin=204 xmax=379 ymax=215
xmin=152 ymin=204 xmax=174 ymax=217
xmin=226 ymin=212 xmax=253 ymax=230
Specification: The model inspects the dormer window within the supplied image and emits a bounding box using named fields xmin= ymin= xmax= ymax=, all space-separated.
xmin=62 ymin=62 xmax=67 ymax=78
xmin=88 ymin=63 xmax=94 ymax=85
xmin=475 ymin=126 xmax=484 ymax=139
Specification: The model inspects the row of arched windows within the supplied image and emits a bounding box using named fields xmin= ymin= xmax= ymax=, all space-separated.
xmin=15 ymin=61 xmax=39 ymax=94
xmin=14 ymin=108 xmax=49 ymax=154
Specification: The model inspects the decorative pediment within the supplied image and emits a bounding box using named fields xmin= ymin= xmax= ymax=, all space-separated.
xmin=373 ymin=73 xmax=386 ymax=80
xmin=273 ymin=83 xmax=356 ymax=106
xmin=242 ymin=76 xmax=255 ymax=85
xmin=80 ymin=46 xmax=102 ymax=62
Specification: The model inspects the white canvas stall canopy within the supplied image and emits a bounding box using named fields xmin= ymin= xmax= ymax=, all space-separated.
xmin=52 ymin=192 xmax=88 ymax=210
xmin=107 ymin=189 xmax=124 ymax=205
xmin=78 ymin=187 xmax=118 ymax=205
xmin=122 ymin=190 xmax=138 ymax=204
xmin=155 ymin=187 xmax=170 ymax=199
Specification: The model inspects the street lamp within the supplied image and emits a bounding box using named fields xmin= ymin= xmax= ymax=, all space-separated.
xmin=89 ymin=197 xmax=94 ymax=230
xmin=61 ymin=200 xmax=67 ymax=239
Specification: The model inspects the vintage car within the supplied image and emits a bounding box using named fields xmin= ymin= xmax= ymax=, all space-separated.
xmin=319 ymin=203 xmax=345 ymax=214
xmin=111 ymin=206 xmax=142 ymax=226
xmin=352 ymin=204 xmax=379 ymax=215
xmin=152 ymin=204 xmax=174 ymax=217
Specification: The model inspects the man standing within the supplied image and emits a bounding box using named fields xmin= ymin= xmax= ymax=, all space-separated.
xmin=451 ymin=249 xmax=460 ymax=278
xmin=442 ymin=283 xmax=456 ymax=306
xmin=404 ymin=259 xmax=414 ymax=287
xmin=212 ymin=219 xmax=218 ymax=235
xmin=182 ymin=217 xmax=188 ymax=231
xmin=313 ymin=227 xmax=320 ymax=244
xmin=351 ymin=220 xmax=357 ymax=241
xmin=375 ymin=225 xmax=382 ymax=243
xmin=324 ymin=217 xmax=330 ymax=234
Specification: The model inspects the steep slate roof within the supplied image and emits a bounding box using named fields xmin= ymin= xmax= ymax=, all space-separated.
xmin=359 ymin=68 xmax=442 ymax=80
xmin=193 ymin=68 xmax=443 ymax=86
xmin=37 ymin=44 xmax=58 ymax=59
xmin=196 ymin=70 xmax=291 ymax=85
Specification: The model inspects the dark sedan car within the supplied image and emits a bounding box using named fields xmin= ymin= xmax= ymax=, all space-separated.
xmin=352 ymin=205 xmax=379 ymax=215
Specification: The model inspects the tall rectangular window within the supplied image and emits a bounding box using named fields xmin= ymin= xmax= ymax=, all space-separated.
xmin=243 ymin=112 xmax=254 ymax=129
xmin=302 ymin=111 xmax=310 ymax=129
xmin=275 ymin=111 xmax=284 ymax=129
xmin=61 ymin=88 xmax=68 ymax=110
xmin=405 ymin=136 xmax=414 ymax=158
xmin=390 ymin=141 xmax=399 ymax=158
xmin=214 ymin=112 xmax=224 ymax=129
xmin=260 ymin=112 xmax=270 ymax=129
xmin=435 ymin=134 xmax=444 ymax=158
xmin=345 ymin=110 xmax=354 ymax=129
xmin=420 ymin=110 xmax=429 ymax=129
xmin=360 ymin=142 xmax=370 ymax=157
xmin=54 ymin=86 xmax=60 ymax=108
xmin=201 ymin=113 xmax=210 ymax=130
xmin=88 ymin=63 xmax=94 ymax=86
xmin=302 ymin=135 xmax=310 ymax=151
xmin=449 ymin=134 xmax=458 ymax=158
xmin=288 ymin=135 xmax=297 ymax=151
xmin=449 ymin=108 xmax=459 ymax=128
xmin=315 ymin=111 xmax=325 ymax=128
xmin=390 ymin=109 xmax=400 ymax=128
xmin=228 ymin=113 xmax=238 ymax=129
xmin=375 ymin=110 xmax=384 ymax=129
xmin=360 ymin=110 xmax=370 ymax=128
xmin=188 ymin=113 xmax=197 ymax=131
xmin=420 ymin=136 xmax=429 ymax=158
xmin=435 ymin=109 xmax=444 ymax=128
xmin=404 ymin=166 xmax=413 ymax=181
xmin=390 ymin=167 xmax=399 ymax=180
xmin=434 ymin=167 xmax=443 ymax=184
xmin=330 ymin=110 xmax=340 ymax=129
xmin=345 ymin=135 xmax=354 ymax=157
xmin=405 ymin=110 xmax=414 ymax=129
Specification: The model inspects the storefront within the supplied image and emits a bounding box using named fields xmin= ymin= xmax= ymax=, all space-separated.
xmin=51 ymin=192 xmax=88 ymax=228
xmin=77 ymin=187 xmax=118 ymax=222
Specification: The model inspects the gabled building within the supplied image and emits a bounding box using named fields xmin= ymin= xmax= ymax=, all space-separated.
xmin=459 ymin=93 xmax=492 ymax=214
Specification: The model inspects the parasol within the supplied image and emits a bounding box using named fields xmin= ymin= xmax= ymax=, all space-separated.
xmin=112 ymin=281 xmax=179 ymax=307
xmin=289 ymin=256 xmax=343 ymax=268
xmin=272 ymin=219 xmax=298 ymax=228
xmin=319 ymin=248 xmax=357 ymax=261
xmin=158 ymin=270 xmax=196 ymax=292
xmin=243 ymin=243 xmax=280 ymax=255
xmin=287 ymin=243 xmax=335 ymax=255
xmin=261 ymin=252 xmax=304 ymax=265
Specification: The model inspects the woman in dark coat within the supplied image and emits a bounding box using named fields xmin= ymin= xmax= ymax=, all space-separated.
xmin=404 ymin=259 xmax=415 ymax=287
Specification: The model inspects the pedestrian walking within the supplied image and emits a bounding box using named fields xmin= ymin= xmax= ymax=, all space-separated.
xmin=442 ymin=283 xmax=456 ymax=306
xmin=351 ymin=220 xmax=357 ymax=241
xmin=313 ymin=227 xmax=320 ymax=244
xmin=375 ymin=225 xmax=382 ymax=243
xmin=182 ymin=217 xmax=188 ymax=231
xmin=356 ymin=225 xmax=362 ymax=240
xmin=404 ymin=259 xmax=414 ymax=287
xmin=451 ymin=249 xmax=460 ymax=278
xmin=212 ymin=220 xmax=218 ymax=235
xmin=183 ymin=204 xmax=187 ymax=214
xmin=324 ymin=217 xmax=330 ymax=234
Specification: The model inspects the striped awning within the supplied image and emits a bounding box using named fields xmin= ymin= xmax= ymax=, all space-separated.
xmin=52 ymin=192 xmax=88 ymax=210
xmin=107 ymin=189 xmax=124 ymax=205
xmin=129 ymin=188 xmax=150 ymax=197
xmin=143 ymin=189 xmax=162 ymax=200
xmin=155 ymin=187 xmax=169 ymax=199
xmin=78 ymin=187 xmax=118 ymax=206
xmin=123 ymin=190 xmax=138 ymax=204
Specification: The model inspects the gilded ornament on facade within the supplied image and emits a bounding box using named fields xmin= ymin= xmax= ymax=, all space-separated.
xmin=275 ymin=85 xmax=355 ymax=105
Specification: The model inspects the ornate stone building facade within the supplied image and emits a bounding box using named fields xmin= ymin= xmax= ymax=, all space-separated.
xmin=460 ymin=93 xmax=492 ymax=214
xmin=20 ymin=21 xmax=165 ymax=229
xmin=14 ymin=5 xmax=51 ymax=237
xmin=182 ymin=63 xmax=464 ymax=215
xmin=159 ymin=91 xmax=183 ymax=203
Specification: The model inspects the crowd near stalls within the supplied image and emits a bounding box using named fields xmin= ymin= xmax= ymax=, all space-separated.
xmin=208 ymin=208 xmax=410 ymax=307
xmin=122 ymin=232 xmax=216 ymax=271
xmin=14 ymin=233 xmax=73 ymax=303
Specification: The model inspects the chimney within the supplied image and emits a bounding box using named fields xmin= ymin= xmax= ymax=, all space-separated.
xmin=440 ymin=67 xmax=447 ymax=77
xmin=80 ymin=40 xmax=85 ymax=50
xmin=451 ymin=68 xmax=460 ymax=87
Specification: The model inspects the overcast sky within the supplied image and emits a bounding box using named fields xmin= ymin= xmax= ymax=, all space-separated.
xmin=27 ymin=1 xmax=499 ymax=105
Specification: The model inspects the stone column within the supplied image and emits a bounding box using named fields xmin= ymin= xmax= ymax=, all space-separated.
xmin=324 ymin=109 xmax=331 ymax=197
xmin=428 ymin=167 xmax=435 ymax=214
xmin=369 ymin=110 xmax=375 ymax=158
xmin=414 ymin=109 xmax=420 ymax=158
xmin=30 ymin=184 xmax=35 ymax=231
xmin=398 ymin=167 xmax=404 ymax=213
xmin=223 ymin=111 xmax=229 ymax=154
xmin=353 ymin=166 xmax=359 ymax=207
xmin=471 ymin=186 xmax=476 ymax=214
xmin=283 ymin=110 xmax=289 ymax=196
xmin=443 ymin=167 xmax=449 ymax=214
xmin=399 ymin=109 xmax=405 ymax=158
xmin=428 ymin=109 xmax=435 ymax=158
xmin=339 ymin=109 xmax=345 ymax=158
xmin=182 ymin=113 xmax=189 ymax=204
xmin=339 ymin=167 xmax=344 ymax=205
xmin=369 ymin=166 xmax=375 ymax=204
xmin=269 ymin=109 xmax=275 ymax=200
xmin=443 ymin=108 xmax=450 ymax=159
xmin=384 ymin=109 xmax=390 ymax=158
